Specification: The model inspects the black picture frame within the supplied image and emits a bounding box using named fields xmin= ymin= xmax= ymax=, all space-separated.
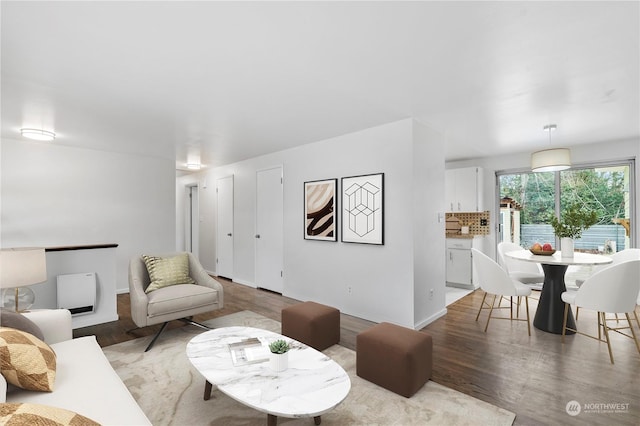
xmin=304 ymin=178 xmax=338 ymax=241
xmin=341 ymin=173 xmax=384 ymax=245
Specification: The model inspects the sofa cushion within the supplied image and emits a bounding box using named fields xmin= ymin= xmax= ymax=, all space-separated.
xmin=0 ymin=310 xmax=44 ymax=341
xmin=143 ymin=253 xmax=195 ymax=293
xmin=0 ymin=328 xmax=56 ymax=392
xmin=0 ymin=402 xmax=99 ymax=425
xmin=6 ymin=335 xmax=151 ymax=425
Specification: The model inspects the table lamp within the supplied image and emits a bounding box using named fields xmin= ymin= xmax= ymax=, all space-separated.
xmin=0 ymin=247 xmax=47 ymax=312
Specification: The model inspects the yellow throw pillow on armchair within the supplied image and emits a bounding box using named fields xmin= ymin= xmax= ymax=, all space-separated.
xmin=142 ymin=253 xmax=195 ymax=293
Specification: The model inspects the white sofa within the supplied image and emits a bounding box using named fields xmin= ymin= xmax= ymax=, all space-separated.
xmin=2 ymin=309 xmax=151 ymax=425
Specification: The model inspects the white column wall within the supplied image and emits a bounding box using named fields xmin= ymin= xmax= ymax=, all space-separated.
xmin=412 ymin=121 xmax=447 ymax=328
xmin=0 ymin=138 xmax=176 ymax=292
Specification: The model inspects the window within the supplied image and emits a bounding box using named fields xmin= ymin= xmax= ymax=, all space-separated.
xmin=497 ymin=160 xmax=635 ymax=253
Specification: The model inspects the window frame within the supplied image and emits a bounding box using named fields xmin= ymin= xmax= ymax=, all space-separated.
xmin=495 ymin=158 xmax=636 ymax=250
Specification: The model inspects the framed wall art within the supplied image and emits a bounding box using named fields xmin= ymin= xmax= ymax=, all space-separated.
xmin=341 ymin=173 xmax=384 ymax=245
xmin=304 ymin=178 xmax=338 ymax=241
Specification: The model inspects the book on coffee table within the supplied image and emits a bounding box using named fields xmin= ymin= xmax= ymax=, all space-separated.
xmin=228 ymin=337 xmax=270 ymax=366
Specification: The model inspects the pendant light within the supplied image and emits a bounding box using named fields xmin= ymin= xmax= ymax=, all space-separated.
xmin=531 ymin=124 xmax=571 ymax=172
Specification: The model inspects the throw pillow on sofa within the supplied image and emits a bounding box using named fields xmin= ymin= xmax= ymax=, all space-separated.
xmin=0 ymin=328 xmax=56 ymax=392
xmin=0 ymin=402 xmax=99 ymax=425
xmin=0 ymin=309 xmax=45 ymax=341
xmin=143 ymin=253 xmax=195 ymax=293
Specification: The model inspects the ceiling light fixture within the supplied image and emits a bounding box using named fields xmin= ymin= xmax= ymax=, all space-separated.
xmin=531 ymin=124 xmax=571 ymax=172
xmin=186 ymin=163 xmax=201 ymax=170
xmin=21 ymin=128 xmax=56 ymax=141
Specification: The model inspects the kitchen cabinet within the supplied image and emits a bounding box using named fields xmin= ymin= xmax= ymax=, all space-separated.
xmin=445 ymin=167 xmax=483 ymax=212
xmin=446 ymin=237 xmax=483 ymax=289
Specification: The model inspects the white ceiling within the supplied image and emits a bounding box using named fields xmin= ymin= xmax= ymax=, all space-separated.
xmin=2 ymin=1 xmax=638 ymax=171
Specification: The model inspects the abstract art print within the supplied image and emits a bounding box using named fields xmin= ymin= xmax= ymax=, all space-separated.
xmin=304 ymin=179 xmax=338 ymax=241
xmin=341 ymin=173 xmax=384 ymax=245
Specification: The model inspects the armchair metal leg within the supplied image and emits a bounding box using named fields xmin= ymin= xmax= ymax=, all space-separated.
xmin=179 ymin=318 xmax=212 ymax=330
xmin=143 ymin=318 xmax=212 ymax=352
xmin=145 ymin=322 xmax=169 ymax=352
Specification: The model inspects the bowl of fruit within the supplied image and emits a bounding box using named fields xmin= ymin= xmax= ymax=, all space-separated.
xmin=530 ymin=242 xmax=556 ymax=256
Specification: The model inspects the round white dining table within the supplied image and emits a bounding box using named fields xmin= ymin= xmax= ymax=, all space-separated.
xmin=505 ymin=250 xmax=612 ymax=334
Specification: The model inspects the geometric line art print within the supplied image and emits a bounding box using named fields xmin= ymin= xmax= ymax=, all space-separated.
xmin=344 ymin=181 xmax=380 ymax=237
xmin=341 ymin=173 xmax=384 ymax=245
xmin=304 ymin=178 xmax=338 ymax=242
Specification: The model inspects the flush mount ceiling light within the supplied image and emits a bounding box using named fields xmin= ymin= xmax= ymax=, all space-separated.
xmin=21 ymin=128 xmax=56 ymax=141
xmin=186 ymin=163 xmax=201 ymax=170
xmin=531 ymin=124 xmax=571 ymax=172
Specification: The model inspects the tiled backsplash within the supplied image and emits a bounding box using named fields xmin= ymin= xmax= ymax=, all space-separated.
xmin=445 ymin=211 xmax=490 ymax=236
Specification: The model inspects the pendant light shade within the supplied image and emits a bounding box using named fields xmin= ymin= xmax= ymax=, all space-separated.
xmin=531 ymin=124 xmax=571 ymax=172
xmin=531 ymin=148 xmax=571 ymax=172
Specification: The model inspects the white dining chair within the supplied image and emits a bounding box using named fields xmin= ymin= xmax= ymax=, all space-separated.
xmin=574 ymin=248 xmax=640 ymax=323
xmin=472 ymin=248 xmax=532 ymax=336
xmin=561 ymin=259 xmax=640 ymax=364
xmin=496 ymin=241 xmax=543 ymax=312
xmin=497 ymin=242 xmax=545 ymax=287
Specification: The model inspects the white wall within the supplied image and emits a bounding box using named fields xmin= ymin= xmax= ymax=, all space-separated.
xmin=447 ymin=138 xmax=640 ymax=260
xmin=0 ymin=138 xmax=176 ymax=292
xmin=413 ymin=121 xmax=447 ymax=328
xmin=179 ymin=119 xmax=447 ymax=328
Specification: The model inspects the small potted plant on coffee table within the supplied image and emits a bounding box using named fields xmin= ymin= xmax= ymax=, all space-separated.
xmin=549 ymin=203 xmax=598 ymax=258
xmin=268 ymin=339 xmax=290 ymax=372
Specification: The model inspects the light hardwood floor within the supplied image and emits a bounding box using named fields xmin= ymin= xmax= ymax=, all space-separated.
xmin=75 ymin=278 xmax=640 ymax=425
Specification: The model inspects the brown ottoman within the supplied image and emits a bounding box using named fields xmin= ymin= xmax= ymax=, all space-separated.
xmin=281 ymin=301 xmax=340 ymax=351
xmin=356 ymin=322 xmax=432 ymax=398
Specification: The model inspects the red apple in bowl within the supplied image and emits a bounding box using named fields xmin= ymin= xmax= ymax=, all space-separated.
xmin=542 ymin=243 xmax=553 ymax=251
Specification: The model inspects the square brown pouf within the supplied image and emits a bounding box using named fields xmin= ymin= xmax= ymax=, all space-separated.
xmin=356 ymin=322 xmax=433 ymax=398
xmin=281 ymin=301 xmax=340 ymax=351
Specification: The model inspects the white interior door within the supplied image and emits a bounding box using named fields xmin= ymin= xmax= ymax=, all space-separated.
xmin=217 ymin=176 xmax=234 ymax=279
xmin=256 ymin=166 xmax=283 ymax=293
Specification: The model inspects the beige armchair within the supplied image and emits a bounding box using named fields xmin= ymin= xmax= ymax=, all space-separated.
xmin=128 ymin=252 xmax=224 ymax=351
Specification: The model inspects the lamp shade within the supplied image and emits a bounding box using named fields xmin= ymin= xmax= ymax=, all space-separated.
xmin=0 ymin=248 xmax=47 ymax=288
xmin=531 ymin=148 xmax=571 ymax=172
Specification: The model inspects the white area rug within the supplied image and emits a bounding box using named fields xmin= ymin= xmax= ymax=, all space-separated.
xmin=104 ymin=311 xmax=516 ymax=426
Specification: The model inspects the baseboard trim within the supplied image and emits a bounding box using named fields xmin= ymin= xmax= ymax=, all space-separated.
xmin=232 ymin=278 xmax=255 ymax=288
xmin=207 ymin=271 xmax=255 ymax=288
xmin=415 ymin=308 xmax=447 ymax=330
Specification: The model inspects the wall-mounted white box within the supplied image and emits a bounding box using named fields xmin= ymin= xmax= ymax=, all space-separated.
xmin=57 ymin=272 xmax=96 ymax=316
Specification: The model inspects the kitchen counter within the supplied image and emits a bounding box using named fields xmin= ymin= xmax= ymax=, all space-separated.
xmin=446 ymin=234 xmax=476 ymax=239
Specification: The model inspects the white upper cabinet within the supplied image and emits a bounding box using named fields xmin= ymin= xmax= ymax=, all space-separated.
xmin=445 ymin=167 xmax=484 ymax=212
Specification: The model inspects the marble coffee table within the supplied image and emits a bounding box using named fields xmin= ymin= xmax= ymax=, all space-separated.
xmin=186 ymin=326 xmax=351 ymax=425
